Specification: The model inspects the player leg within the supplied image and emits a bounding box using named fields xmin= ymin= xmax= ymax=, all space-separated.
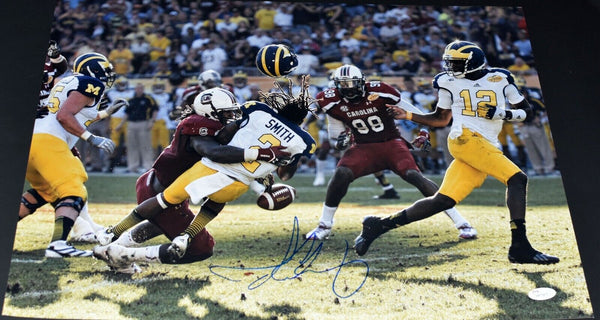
xmin=313 ymin=130 xmax=330 ymax=186
xmin=69 ymin=201 xmax=105 ymax=243
xmin=389 ymin=139 xmax=477 ymax=239
xmin=27 ymin=134 xmax=93 ymax=257
xmin=306 ymin=144 xmax=380 ymax=240
xmin=19 ymin=188 xmax=49 ymax=220
xmin=372 ymin=171 xmax=400 ymax=200
xmin=355 ymin=157 xmax=483 ymax=256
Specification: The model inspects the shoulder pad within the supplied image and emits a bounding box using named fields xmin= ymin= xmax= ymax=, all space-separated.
xmin=180 ymin=114 xmax=223 ymax=136
xmin=76 ymin=76 xmax=105 ymax=99
xmin=241 ymin=100 xmax=276 ymax=116
xmin=432 ymin=72 xmax=449 ymax=89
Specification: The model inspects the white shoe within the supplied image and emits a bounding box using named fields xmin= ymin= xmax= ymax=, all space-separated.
xmin=45 ymin=240 xmax=93 ymax=258
xmin=104 ymin=244 xmax=142 ymax=274
xmin=95 ymin=227 xmax=116 ymax=246
xmin=458 ymin=223 xmax=478 ymax=240
xmin=305 ymin=222 xmax=332 ymax=240
xmin=313 ymin=174 xmax=325 ymax=186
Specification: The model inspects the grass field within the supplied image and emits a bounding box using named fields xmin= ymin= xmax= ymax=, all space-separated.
xmin=3 ymin=173 xmax=593 ymax=319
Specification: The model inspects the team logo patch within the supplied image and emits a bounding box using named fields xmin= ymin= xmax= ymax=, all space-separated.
xmin=487 ymin=75 xmax=503 ymax=82
xmin=367 ymin=93 xmax=379 ymax=101
xmin=199 ymin=127 xmax=209 ymax=136
xmin=340 ymin=106 xmax=349 ymax=112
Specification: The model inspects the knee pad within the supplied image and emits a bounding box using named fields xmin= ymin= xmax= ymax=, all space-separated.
xmin=21 ymin=189 xmax=48 ymax=214
xmin=52 ymin=196 xmax=85 ymax=213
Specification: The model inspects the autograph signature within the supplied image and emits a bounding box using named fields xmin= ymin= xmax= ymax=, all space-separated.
xmin=209 ymin=217 xmax=369 ymax=298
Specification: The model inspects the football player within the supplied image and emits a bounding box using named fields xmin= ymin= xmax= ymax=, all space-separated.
xmin=305 ymin=64 xmax=477 ymax=241
xmin=38 ymin=40 xmax=68 ymax=115
xmin=93 ymin=80 xmax=314 ymax=273
xmin=21 ymin=52 xmax=125 ymax=257
xmin=105 ymin=76 xmax=135 ymax=172
xmin=354 ymin=41 xmax=559 ymax=265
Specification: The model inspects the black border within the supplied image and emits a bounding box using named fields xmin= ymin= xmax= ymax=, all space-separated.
xmin=1 ymin=1 xmax=598 ymax=319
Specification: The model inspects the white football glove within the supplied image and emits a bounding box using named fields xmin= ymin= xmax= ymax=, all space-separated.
xmin=87 ymin=135 xmax=116 ymax=154
xmin=168 ymin=233 xmax=191 ymax=258
xmin=107 ymin=98 xmax=128 ymax=115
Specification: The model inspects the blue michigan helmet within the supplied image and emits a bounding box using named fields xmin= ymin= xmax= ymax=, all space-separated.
xmin=255 ymin=44 xmax=298 ymax=78
xmin=442 ymin=40 xmax=487 ymax=78
xmin=72 ymin=52 xmax=116 ymax=87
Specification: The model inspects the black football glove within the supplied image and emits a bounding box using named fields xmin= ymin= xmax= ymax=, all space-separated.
xmin=335 ymin=131 xmax=351 ymax=151
xmin=47 ymin=40 xmax=61 ymax=59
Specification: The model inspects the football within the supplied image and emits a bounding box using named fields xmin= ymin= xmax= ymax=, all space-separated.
xmin=256 ymin=183 xmax=296 ymax=210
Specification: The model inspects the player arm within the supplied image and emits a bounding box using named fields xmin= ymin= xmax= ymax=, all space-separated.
xmin=189 ymin=135 xmax=291 ymax=164
xmin=56 ymin=91 xmax=95 ymax=137
xmin=478 ymin=85 xmax=532 ymax=122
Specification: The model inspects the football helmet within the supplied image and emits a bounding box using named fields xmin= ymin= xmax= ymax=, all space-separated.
xmin=193 ymin=87 xmax=241 ymax=124
xmin=332 ymin=64 xmax=365 ymax=101
xmin=197 ymin=69 xmax=222 ymax=90
xmin=72 ymin=52 xmax=116 ymax=87
xmin=255 ymin=44 xmax=298 ymax=78
xmin=442 ymin=40 xmax=486 ymax=78
xmin=232 ymin=71 xmax=248 ymax=88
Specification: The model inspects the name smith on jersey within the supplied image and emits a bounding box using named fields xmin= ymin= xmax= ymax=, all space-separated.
xmin=265 ymin=119 xmax=296 ymax=143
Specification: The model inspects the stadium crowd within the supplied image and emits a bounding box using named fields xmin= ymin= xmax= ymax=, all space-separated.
xmin=50 ymin=1 xmax=534 ymax=78
xmin=47 ymin=1 xmax=555 ymax=177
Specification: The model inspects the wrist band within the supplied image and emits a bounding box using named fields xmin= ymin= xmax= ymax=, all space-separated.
xmin=98 ymin=110 xmax=109 ymax=119
xmin=405 ymin=111 xmax=413 ymax=121
xmin=80 ymin=130 xmax=92 ymax=140
xmin=244 ymin=148 xmax=259 ymax=162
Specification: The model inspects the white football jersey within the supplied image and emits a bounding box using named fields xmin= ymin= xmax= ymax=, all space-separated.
xmin=202 ymin=101 xmax=316 ymax=185
xmin=434 ymin=68 xmax=524 ymax=147
xmin=33 ymin=75 xmax=105 ymax=149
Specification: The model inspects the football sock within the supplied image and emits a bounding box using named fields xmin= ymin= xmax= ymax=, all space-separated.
xmin=184 ymin=210 xmax=218 ymax=238
xmin=320 ymin=204 xmax=337 ymax=225
xmin=52 ymin=216 xmax=75 ymax=242
xmin=315 ymin=159 xmax=327 ymax=175
xmin=510 ymin=219 xmax=532 ymax=249
xmin=383 ymin=210 xmax=409 ymax=229
xmin=78 ymin=202 xmax=103 ymax=231
xmin=444 ymin=207 xmax=468 ymax=228
xmin=129 ymin=245 xmax=161 ymax=263
xmin=112 ymin=209 xmax=145 ymax=238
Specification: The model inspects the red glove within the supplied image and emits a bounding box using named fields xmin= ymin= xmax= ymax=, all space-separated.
xmin=411 ymin=129 xmax=431 ymax=152
xmin=257 ymin=146 xmax=292 ymax=165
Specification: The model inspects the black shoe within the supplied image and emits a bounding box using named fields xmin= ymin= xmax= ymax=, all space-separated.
xmin=508 ymin=247 xmax=560 ymax=264
xmin=354 ymin=216 xmax=391 ymax=256
xmin=373 ymin=189 xmax=400 ymax=200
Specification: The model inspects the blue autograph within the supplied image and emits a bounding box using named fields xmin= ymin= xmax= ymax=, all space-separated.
xmin=209 ymin=217 xmax=369 ymax=298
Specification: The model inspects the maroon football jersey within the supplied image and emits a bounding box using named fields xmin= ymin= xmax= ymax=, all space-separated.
xmin=39 ymin=57 xmax=68 ymax=108
xmin=317 ymin=81 xmax=402 ymax=144
xmin=152 ymin=114 xmax=223 ymax=186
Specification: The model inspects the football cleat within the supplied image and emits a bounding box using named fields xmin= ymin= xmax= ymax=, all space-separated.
xmin=373 ymin=189 xmax=400 ymax=200
xmin=354 ymin=216 xmax=392 ymax=256
xmin=45 ymin=240 xmax=93 ymax=258
xmin=112 ymin=230 xmax=140 ymax=247
xmin=95 ymin=227 xmax=116 ymax=246
xmin=305 ymin=222 xmax=332 ymax=240
xmin=508 ymin=247 xmax=560 ymax=264
xmin=104 ymin=244 xmax=142 ymax=274
xmin=457 ymin=223 xmax=478 ymax=240
xmin=69 ymin=231 xmax=98 ymax=243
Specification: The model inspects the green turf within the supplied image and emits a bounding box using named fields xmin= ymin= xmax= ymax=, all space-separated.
xmin=5 ymin=173 xmax=592 ymax=319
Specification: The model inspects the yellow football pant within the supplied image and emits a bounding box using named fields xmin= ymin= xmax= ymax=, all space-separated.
xmin=439 ymin=128 xmax=521 ymax=203
xmin=26 ymin=133 xmax=88 ymax=203
xmin=163 ymin=162 xmax=249 ymax=205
